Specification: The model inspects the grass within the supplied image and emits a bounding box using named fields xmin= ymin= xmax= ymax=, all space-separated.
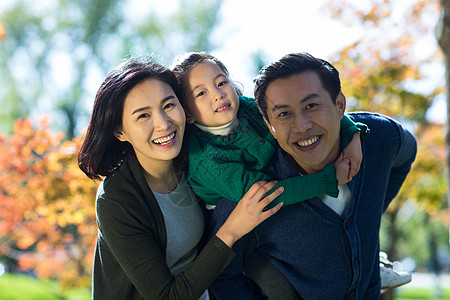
xmin=395 ymin=288 xmax=450 ymax=300
xmin=0 ymin=273 xmax=90 ymax=300
xmin=1 ymin=272 xmax=450 ymax=300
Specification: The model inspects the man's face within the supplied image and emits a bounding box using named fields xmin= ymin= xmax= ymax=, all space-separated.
xmin=264 ymin=71 xmax=345 ymax=174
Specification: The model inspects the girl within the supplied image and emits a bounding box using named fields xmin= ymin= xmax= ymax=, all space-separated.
xmin=77 ymin=57 xmax=283 ymax=300
xmin=171 ymin=52 xmax=367 ymax=208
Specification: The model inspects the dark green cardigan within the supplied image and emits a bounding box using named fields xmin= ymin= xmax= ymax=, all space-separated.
xmin=187 ymin=96 xmax=366 ymax=206
xmin=92 ymin=150 xmax=235 ymax=300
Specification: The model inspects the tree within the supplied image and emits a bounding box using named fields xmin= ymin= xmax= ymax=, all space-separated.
xmin=0 ymin=0 xmax=225 ymax=290
xmin=436 ymin=0 xmax=450 ymax=273
xmin=0 ymin=117 xmax=98 ymax=288
xmin=0 ymin=11 xmax=4 ymax=41
xmin=0 ymin=0 xmax=223 ymax=138
xmin=322 ymin=1 xmax=446 ymax=297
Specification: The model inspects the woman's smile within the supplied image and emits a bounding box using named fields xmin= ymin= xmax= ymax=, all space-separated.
xmin=152 ymin=131 xmax=176 ymax=147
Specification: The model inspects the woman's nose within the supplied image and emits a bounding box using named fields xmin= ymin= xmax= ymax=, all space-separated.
xmin=154 ymin=112 xmax=171 ymax=131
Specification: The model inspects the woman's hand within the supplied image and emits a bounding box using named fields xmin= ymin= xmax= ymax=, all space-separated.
xmin=216 ymin=181 xmax=284 ymax=248
xmin=341 ymin=131 xmax=363 ymax=180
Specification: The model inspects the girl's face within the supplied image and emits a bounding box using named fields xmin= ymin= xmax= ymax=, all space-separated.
xmin=116 ymin=79 xmax=186 ymax=168
xmin=180 ymin=61 xmax=239 ymax=127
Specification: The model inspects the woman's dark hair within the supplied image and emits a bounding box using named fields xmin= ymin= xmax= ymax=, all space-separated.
xmin=171 ymin=52 xmax=242 ymax=105
xmin=254 ymin=52 xmax=341 ymax=121
xmin=78 ymin=57 xmax=185 ymax=180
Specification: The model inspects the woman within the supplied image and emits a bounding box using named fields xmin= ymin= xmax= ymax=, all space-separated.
xmin=77 ymin=57 xmax=283 ymax=300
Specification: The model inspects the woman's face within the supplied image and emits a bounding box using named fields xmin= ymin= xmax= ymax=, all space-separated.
xmin=116 ymin=79 xmax=186 ymax=168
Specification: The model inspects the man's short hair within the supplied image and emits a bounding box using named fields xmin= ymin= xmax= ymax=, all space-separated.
xmin=254 ymin=52 xmax=342 ymax=121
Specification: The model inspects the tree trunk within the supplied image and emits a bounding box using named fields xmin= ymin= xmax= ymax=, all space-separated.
xmin=436 ymin=0 xmax=450 ymax=263
xmin=380 ymin=210 xmax=398 ymax=300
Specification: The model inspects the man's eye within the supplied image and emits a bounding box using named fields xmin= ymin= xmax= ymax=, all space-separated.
xmin=306 ymin=103 xmax=318 ymax=110
xmin=278 ymin=111 xmax=290 ymax=118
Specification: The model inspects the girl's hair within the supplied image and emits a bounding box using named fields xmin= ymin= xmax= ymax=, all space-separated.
xmin=171 ymin=52 xmax=242 ymax=105
xmin=78 ymin=57 xmax=186 ymax=180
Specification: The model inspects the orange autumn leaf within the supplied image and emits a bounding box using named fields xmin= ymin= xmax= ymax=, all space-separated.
xmin=0 ymin=117 xmax=98 ymax=288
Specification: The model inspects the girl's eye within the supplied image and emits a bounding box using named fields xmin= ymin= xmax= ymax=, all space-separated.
xmin=196 ymin=91 xmax=206 ymax=97
xmin=218 ymin=80 xmax=228 ymax=87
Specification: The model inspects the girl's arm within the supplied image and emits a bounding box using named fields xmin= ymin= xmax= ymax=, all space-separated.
xmin=189 ymin=157 xmax=339 ymax=207
xmin=340 ymin=114 xmax=370 ymax=180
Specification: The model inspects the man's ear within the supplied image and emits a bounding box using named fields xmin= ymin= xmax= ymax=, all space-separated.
xmin=263 ymin=117 xmax=276 ymax=139
xmin=114 ymin=129 xmax=127 ymax=142
xmin=336 ymin=92 xmax=347 ymax=119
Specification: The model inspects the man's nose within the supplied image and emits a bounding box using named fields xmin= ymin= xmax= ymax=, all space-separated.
xmin=294 ymin=115 xmax=312 ymax=132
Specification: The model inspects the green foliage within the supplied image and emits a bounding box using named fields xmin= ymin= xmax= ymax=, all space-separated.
xmin=381 ymin=207 xmax=449 ymax=268
xmin=0 ymin=0 xmax=223 ymax=138
xmin=323 ymin=0 xmax=449 ymax=275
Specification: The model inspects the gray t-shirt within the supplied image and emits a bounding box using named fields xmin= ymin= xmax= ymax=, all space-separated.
xmin=154 ymin=174 xmax=209 ymax=300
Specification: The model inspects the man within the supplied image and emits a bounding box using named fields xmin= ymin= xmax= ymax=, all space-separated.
xmin=208 ymin=53 xmax=417 ymax=299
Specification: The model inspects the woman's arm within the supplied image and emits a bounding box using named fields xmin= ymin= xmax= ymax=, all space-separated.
xmin=96 ymin=181 xmax=283 ymax=300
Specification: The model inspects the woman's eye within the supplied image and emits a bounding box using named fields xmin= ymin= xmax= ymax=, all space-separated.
xmin=137 ymin=113 xmax=150 ymax=120
xmin=164 ymin=103 xmax=175 ymax=110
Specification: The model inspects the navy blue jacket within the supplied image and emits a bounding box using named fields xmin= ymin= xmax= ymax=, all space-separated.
xmin=209 ymin=113 xmax=417 ymax=300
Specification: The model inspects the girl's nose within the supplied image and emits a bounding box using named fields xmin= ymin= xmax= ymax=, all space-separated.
xmin=213 ymin=87 xmax=225 ymax=101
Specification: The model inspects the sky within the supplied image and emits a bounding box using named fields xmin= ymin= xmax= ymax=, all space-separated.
xmin=1 ymin=0 xmax=446 ymax=126
xmin=130 ymin=0 xmax=445 ymax=123
xmin=127 ymin=0 xmax=362 ymax=95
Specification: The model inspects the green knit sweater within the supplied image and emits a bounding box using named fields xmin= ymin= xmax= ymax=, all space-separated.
xmin=187 ymin=96 xmax=367 ymax=206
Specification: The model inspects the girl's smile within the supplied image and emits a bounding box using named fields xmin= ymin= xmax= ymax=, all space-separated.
xmin=215 ymin=102 xmax=232 ymax=113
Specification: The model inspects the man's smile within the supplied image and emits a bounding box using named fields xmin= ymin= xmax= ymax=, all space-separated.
xmin=295 ymin=135 xmax=321 ymax=150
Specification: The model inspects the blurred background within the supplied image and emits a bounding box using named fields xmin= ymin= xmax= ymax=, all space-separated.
xmin=0 ymin=0 xmax=449 ymax=299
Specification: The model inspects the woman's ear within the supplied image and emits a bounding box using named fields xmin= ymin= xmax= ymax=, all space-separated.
xmin=114 ymin=129 xmax=127 ymax=142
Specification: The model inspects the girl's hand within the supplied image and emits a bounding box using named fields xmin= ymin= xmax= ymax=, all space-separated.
xmin=342 ymin=132 xmax=363 ymax=180
xmin=334 ymin=153 xmax=351 ymax=186
xmin=216 ymin=181 xmax=284 ymax=247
